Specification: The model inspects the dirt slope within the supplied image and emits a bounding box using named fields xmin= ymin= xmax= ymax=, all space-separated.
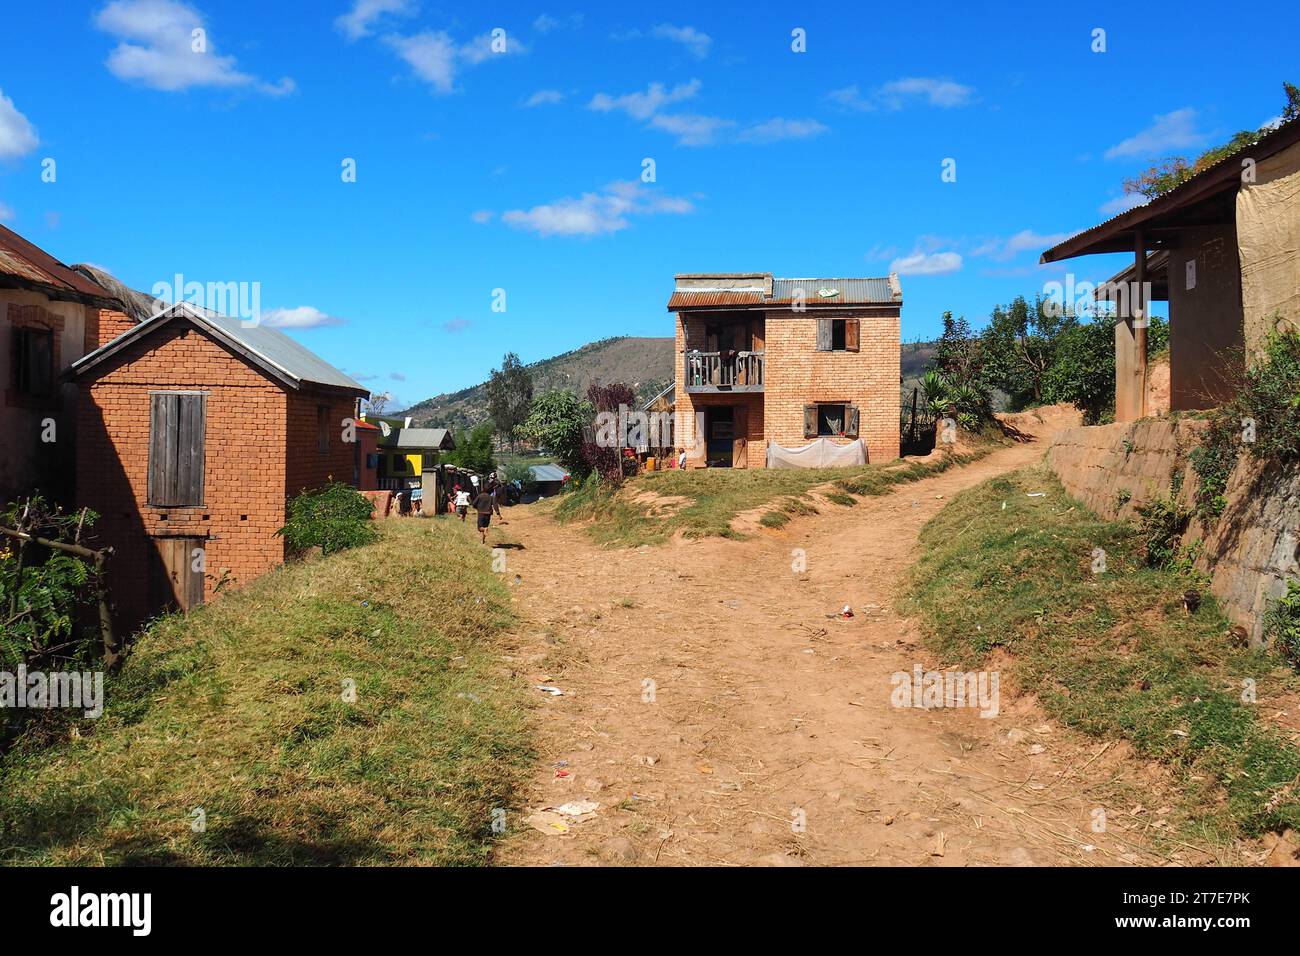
xmin=493 ymin=409 xmax=1215 ymax=866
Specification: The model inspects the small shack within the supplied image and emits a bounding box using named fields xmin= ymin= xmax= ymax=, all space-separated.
xmin=529 ymin=463 xmax=569 ymax=497
xmin=71 ymin=301 xmax=369 ymax=631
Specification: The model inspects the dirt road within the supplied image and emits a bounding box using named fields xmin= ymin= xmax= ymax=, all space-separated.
xmin=495 ymin=413 xmax=1199 ymax=866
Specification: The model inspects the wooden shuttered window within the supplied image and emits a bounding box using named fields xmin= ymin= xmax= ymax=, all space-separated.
xmin=804 ymin=405 xmax=818 ymax=438
xmin=845 ymin=404 xmax=861 ymax=437
xmin=149 ymin=392 xmax=207 ymax=507
xmin=816 ymin=318 xmax=859 ymax=351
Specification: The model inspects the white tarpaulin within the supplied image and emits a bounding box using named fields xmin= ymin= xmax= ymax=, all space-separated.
xmin=766 ymin=438 xmax=866 ymax=469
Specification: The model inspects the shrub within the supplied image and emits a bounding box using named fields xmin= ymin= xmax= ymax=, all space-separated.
xmin=1135 ymin=496 xmax=1191 ymax=569
xmin=278 ymin=483 xmax=378 ymax=556
xmin=1263 ymin=580 xmax=1300 ymax=669
xmin=1190 ymin=327 xmax=1300 ymax=520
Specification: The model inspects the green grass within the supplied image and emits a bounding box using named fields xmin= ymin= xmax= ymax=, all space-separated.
xmin=555 ymin=448 xmax=988 ymax=547
xmin=0 ymin=519 xmax=532 ymax=866
xmin=906 ymin=467 xmax=1300 ymax=842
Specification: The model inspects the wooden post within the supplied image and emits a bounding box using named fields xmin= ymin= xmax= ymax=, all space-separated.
xmin=1134 ymin=230 xmax=1149 ymax=419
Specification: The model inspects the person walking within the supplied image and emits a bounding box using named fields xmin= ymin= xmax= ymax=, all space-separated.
xmin=473 ymin=485 xmax=495 ymax=543
xmin=454 ymin=485 xmax=471 ymax=522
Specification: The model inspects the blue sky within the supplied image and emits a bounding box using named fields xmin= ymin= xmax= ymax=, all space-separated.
xmin=0 ymin=0 xmax=1294 ymax=407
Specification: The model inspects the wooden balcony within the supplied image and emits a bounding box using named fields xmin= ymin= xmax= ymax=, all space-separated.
xmin=684 ymin=350 xmax=764 ymax=393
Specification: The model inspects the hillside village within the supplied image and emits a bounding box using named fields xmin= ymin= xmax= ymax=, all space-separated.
xmin=1 ymin=6 xmax=1299 ymax=911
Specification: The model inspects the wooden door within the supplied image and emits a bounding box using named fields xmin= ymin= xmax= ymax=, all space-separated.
xmin=150 ymin=536 xmax=206 ymax=613
xmin=732 ymin=404 xmax=748 ymax=468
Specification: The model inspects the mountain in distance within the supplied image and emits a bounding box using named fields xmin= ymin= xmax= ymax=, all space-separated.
xmin=399 ymin=335 xmax=941 ymax=430
xmin=398 ymin=337 xmax=675 ymax=430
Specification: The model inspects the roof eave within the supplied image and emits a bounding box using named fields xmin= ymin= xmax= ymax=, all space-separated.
xmin=1040 ymin=116 xmax=1300 ymax=264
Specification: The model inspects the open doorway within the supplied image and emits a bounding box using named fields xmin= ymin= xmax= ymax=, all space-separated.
xmin=705 ymin=406 xmax=734 ymax=467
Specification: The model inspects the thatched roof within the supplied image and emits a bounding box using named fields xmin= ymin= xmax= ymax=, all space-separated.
xmin=70 ymin=264 xmax=158 ymax=322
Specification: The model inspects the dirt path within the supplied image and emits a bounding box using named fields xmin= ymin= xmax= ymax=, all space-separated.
xmin=494 ymin=415 xmax=1201 ymax=866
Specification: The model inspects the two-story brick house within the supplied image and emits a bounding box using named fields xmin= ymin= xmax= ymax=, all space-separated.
xmin=668 ymin=273 xmax=902 ymax=467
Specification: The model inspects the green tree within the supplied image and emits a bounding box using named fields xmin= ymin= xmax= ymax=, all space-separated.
xmin=485 ymin=352 xmax=534 ymax=452
xmin=1042 ymin=317 xmax=1117 ymax=423
xmin=981 ymin=295 xmax=1075 ymax=410
xmin=444 ymin=423 xmax=497 ymax=475
xmin=519 ymin=390 xmax=592 ymax=479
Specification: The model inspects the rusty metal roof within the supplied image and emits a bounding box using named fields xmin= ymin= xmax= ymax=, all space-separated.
xmin=668 ymin=273 xmax=901 ymax=311
xmin=666 ymin=290 xmax=766 ymax=308
xmin=0 ymin=223 xmax=120 ymax=305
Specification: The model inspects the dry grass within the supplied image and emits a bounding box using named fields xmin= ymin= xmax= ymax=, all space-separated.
xmin=0 ymin=519 xmax=532 ymax=866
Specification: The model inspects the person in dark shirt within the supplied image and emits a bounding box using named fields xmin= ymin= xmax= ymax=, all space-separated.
xmin=473 ymin=489 xmax=495 ymax=543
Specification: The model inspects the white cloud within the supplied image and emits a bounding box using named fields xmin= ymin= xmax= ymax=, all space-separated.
xmin=533 ymin=13 xmax=560 ymax=33
xmin=829 ymin=77 xmax=974 ymax=112
xmin=260 ymin=305 xmax=346 ymax=328
xmin=0 ymin=200 xmax=14 ymax=222
xmin=1099 ymin=193 xmax=1148 ymax=216
xmin=589 ymin=79 xmax=700 ymax=120
xmin=0 ymin=89 xmax=38 ymax=160
xmin=970 ymin=229 xmax=1073 ymax=261
xmin=499 ymin=180 xmax=693 ymax=237
xmin=1104 ymin=108 xmax=1206 ymax=160
xmin=878 ymin=77 xmax=974 ymax=108
xmin=889 ymin=251 xmax=963 ymax=276
xmin=470 ymin=209 xmax=493 ymax=224
xmin=523 ymin=88 xmax=565 ymax=107
xmin=739 ymin=117 xmax=828 ymax=143
xmin=385 ymin=31 xmax=457 ymax=92
xmin=95 ymin=0 xmax=294 ymax=94
xmin=385 ymin=28 xmax=525 ymax=94
xmin=651 ymin=23 xmax=711 ymax=59
xmin=648 ymin=112 xmax=734 ymax=146
xmin=335 ymin=0 xmax=414 ymax=41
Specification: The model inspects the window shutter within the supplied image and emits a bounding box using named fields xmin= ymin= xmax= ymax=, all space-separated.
xmin=846 ymin=405 xmax=860 ymax=438
xmin=803 ymin=405 xmax=818 ymax=438
xmin=149 ymin=393 xmax=205 ymax=506
xmin=845 ymin=318 xmax=860 ymax=352
xmin=816 ymin=319 xmax=832 ymax=352
xmin=178 ymin=394 xmax=206 ymax=505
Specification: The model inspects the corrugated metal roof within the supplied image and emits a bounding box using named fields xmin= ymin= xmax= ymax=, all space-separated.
xmin=382 ymin=427 xmax=453 ymax=449
xmin=529 ymin=464 xmax=569 ymax=482
xmin=666 ymin=290 xmax=766 ymax=308
xmin=770 ymin=277 xmax=897 ymax=304
xmin=72 ymin=301 xmax=369 ymax=395
xmin=668 ymin=273 xmax=901 ymax=310
xmin=0 ymin=224 xmax=121 ymax=304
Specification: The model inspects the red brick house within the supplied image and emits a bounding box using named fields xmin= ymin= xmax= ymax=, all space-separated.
xmin=71 ymin=301 xmax=369 ymax=630
xmin=669 ymin=273 xmax=902 ymax=467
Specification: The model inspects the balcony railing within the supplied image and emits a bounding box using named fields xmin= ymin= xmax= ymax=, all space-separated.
xmin=685 ymin=350 xmax=764 ymax=392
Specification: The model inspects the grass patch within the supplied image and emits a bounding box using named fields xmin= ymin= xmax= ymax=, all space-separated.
xmin=556 ymin=446 xmax=991 ymax=547
xmin=906 ymin=467 xmax=1300 ymax=842
xmin=0 ymin=519 xmax=532 ymax=866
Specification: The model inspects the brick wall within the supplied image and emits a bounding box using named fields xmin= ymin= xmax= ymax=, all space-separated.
xmin=92 ymin=308 xmax=137 ymax=351
xmin=75 ymin=321 xmax=300 ymax=631
xmin=284 ymin=389 xmax=361 ymax=497
xmin=765 ymin=309 xmax=900 ymax=463
xmin=673 ymin=308 xmax=900 ymax=466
